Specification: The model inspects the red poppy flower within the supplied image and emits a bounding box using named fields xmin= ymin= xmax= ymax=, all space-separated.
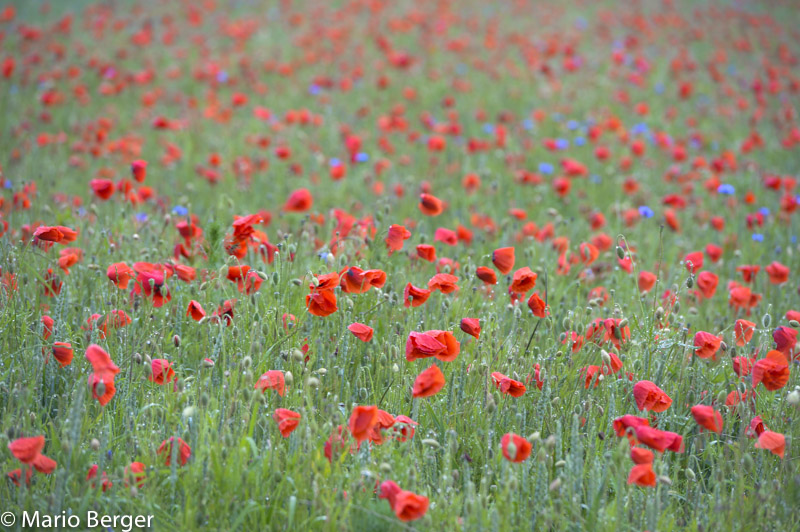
xmin=348 ymin=322 xmax=374 ymax=342
xmin=693 ymin=331 xmax=722 ymax=361
xmin=415 ymin=244 xmax=436 ymax=262
xmin=612 ymin=415 xmax=650 ymax=439
xmin=509 ymin=267 xmax=537 ymax=293
xmin=765 ymin=261 xmax=789 ymax=284
xmin=476 ymin=266 xmax=498 ymax=285
xmin=633 ymin=380 xmax=673 ymax=412
xmin=283 ymin=188 xmax=313 ymax=212
xmin=736 ymin=265 xmax=760 ymax=283
xmin=385 ymin=224 xmax=411 ymax=255
xmin=8 ymin=435 xmax=58 ymax=474
xmin=405 ymin=330 xmax=460 ymax=362
xmin=90 ymin=179 xmax=115 ymax=200
xmin=124 ymin=462 xmax=146 ymax=489
xmin=148 ymin=359 xmax=175 ymax=385
xmin=340 ymin=267 xmax=386 ymax=293
xmin=412 ymin=365 xmax=446 ymax=398
xmin=157 ymin=437 xmax=191 ymax=466
xmin=500 ymin=433 xmax=532 ymax=463
xmin=434 ymin=227 xmax=458 ymax=246
xmin=684 ymin=251 xmax=704 ymax=274
xmin=255 ymin=371 xmax=286 ymax=396
xmin=131 ymin=159 xmax=147 ymax=182
xmin=633 ymin=425 xmax=684 ymax=453
xmin=107 ymin=262 xmax=133 ymax=289
xmin=772 ymin=326 xmax=797 ymax=357
xmin=306 ymin=290 xmax=338 ymax=317
xmin=630 ymin=447 xmax=654 ymax=464
xmin=348 ymin=405 xmax=379 ymax=445
xmin=418 ymin=193 xmax=444 ymax=216
xmin=491 ymin=372 xmax=526 ymax=397
xmin=691 ymin=405 xmax=723 ymax=433
xmin=734 ymin=319 xmax=756 ymax=346
xmin=428 ymin=273 xmax=459 ymax=293
xmin=403 ymin=283 xmax=431 ymax=307
xmin=755 ymin=430 xmax=785 ymax=458
xmin=86 ymin=344 xmax=120 ymax=406
xmin=638 ymin=271 xmax=657 ymax=293
xmin=460 ymin=318 xmax=480 ymax=339
xmin=187 ymin=300 xmax=206 ymax=321
xmin=628 ymin=463 xmax=656 ymax=487
xmin=52 ymin=342 xmax=73 ymax=367
xmin=527 ymin=292 xmax=547 ymax=318
xmin=492 ymin=247 xmax=515 ymax=275
xmin=379 ymin=481 xmax=429 ymax=522
xmin=696 ymin=271 xmax=718 ymax=299
xmin=752 ymin=350 xmax=790 ymax=391
xmin=87 ymin=464 xmax=113 ymax=491
xmin=746 ymin=416 xmax=766 ymax=438
xmin=273 ymin=408 xmax=301 ymax=437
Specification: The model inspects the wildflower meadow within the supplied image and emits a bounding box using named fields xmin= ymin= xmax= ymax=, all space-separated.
xmin=1 ymin=0 xmax=800 ymax=530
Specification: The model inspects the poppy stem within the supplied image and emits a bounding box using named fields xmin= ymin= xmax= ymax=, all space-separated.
xmin=523 ymin=270 xmax=547 ymax=355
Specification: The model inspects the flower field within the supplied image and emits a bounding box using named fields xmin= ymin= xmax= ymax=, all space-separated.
xmin=1 ymin=0 xmax=800 ymax=530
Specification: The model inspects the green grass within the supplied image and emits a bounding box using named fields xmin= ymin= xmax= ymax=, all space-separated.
xmin=1 ymin=0 xmax=800 ymax=530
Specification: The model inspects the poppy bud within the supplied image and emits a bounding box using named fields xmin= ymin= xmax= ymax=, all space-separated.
xmin=685 ymin=468 xmax=696 ymax=481
xmin=422 ymin=439 xmax=441 ymax=449
xmin=318 ymin=368 xmax=327 ymax=376
xmin=380 ymin=462 xmax=392 ymax=474
xmin=486 ymin=394 xmax=496 ymax=413
xmin=272 ymin=272 xmax=280 ymax=284
xmin=91 ymin=438 xmax=100 ymax=451
xmin=392 ymin=363 xmax=399 ymax=372
xmin=285 ymin=371 xmax=294 ymax=385
xmin=242 ymin=356 xmax=252 ymax=369
xmin=291 ymin=348 xmax=304 ymax=362
xmin=716 ymin=390 xmax=728 ymax=405
xmin=173 ymin=334 xmax=181 ymax=347
xmin=175 ymin=378 xmax=184 ymax=392
xmin=616 ymin=246 xmax=625 ymax=259
xmin=505 ymin=441 xmax=517 ymax=460
xmin=761 ymin=313 xmax=771 ymax=328
xmin=306 ymin=377 xmax=320 ymax=388
xmin=133 ymin=353 xmax=142 ymax=364
xmin=686 ymin=276 xmax=694 ymax=288
xmin=199 ymin=282 xmax=208 ymax=291
xmin=545 ymin=435 xmax=557 ymax=448
xmin=601 ymin=350 xmax=612 ymax=366
xmin=790 ymin=320 xmax=800 ymax=328
xmin=528 ymin=432 xmax=541 ymax=442
xmin=94 ymin=379 xmax=106 ymax=398
xmin=549 ymin=478 xmax=562 ymax=491
xmin=658 ymin=475 xmax=672 ymax=485
xmin=291 ymin=278 xmax=302 ymax=286
xmin=200 ymin=393 xmax=210 ymax=406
